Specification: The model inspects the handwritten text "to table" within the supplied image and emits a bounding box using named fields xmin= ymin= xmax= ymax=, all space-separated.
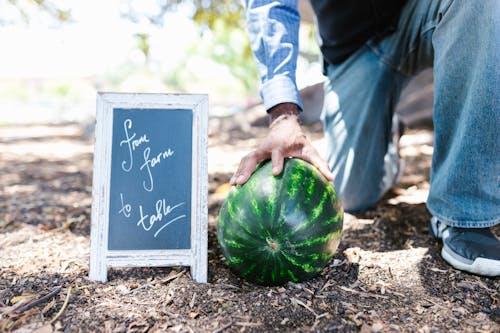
xmin=119 ymin=193 xmax=186 ymax=238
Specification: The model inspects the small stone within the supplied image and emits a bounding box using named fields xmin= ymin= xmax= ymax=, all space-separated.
xmin=116 ymin=284 xmax=129 ymax=295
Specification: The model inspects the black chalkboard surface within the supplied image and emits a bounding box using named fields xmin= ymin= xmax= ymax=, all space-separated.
xmin=108 ymin=108 xmax=192 ymax=250
xmin=90 ymin=93 xmax=208 ymax=283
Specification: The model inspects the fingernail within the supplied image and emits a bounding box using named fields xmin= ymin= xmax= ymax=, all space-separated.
xmin=272 ymin=167 xmax=279 ymax=174
xmin=236 ymin=175 xmax=245 ymax=184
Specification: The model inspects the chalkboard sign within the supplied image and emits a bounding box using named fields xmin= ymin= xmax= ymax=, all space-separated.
xmin=89 ymin=93 xmax=208 ymax=283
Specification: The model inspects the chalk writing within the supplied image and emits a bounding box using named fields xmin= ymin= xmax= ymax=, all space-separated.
xmin=108 ymin=108 xmax=194 ymax=251
xmin=140 ymin=147 xmax=175 ymax=192
xmin=137 ymin=199 xmax=186 ymax=238
xmin=119 ymin=118 xmax=175 ymax=192
xmin=116 ymin=194 xmax=186 ymax=238
xmin=118 ymin=193 xmax=131 ymax=218
xmin=120 ymin=119 xmax=150 ymax=172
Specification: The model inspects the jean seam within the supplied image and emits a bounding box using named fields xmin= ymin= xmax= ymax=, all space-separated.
xmin=427 ymin=205 xmax=500 ymax=228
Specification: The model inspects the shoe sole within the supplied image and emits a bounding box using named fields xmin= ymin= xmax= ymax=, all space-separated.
xmin=441 ymin=244 xmax=500 ymax=277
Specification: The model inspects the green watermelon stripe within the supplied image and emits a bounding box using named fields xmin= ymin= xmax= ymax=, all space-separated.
xmin=276 ymin=203 xmax=292 ymax=236
xmin=304 ymin=177 xmax=317 ymax=205
xmin=266 ymin=175 xmax=279 ymax=228
xmin=288 ymin=193 xmax=341 ymax=238
xmin=279 ymin=251 xmax=308 ymax=269
xmin=293 ymin=230 xmax=342 ymax=248
xmin=223 ymin=238 xmax=247 ymax=249
xmin=310 ymin=190 xmax=328 ymax=221
xmin=287 ymin=269 xmax=298 ymax=282
xmin=225 ymin=197 xmax=268 ymax=242
xmin=223 ymin=227 xmax=264 ymax=248
xmin=269 ymin=254 xmax=278 ymax=283
xmin=222 ymin=210 xmax=253 ymax=239
xmin=226 ymin=256 xmax=244 ymax=265
xmin=286 ymin=161 xmax=307 ymax=198
xmin=250 ymin=198 xmax=261 ymax=218
xmin=276 ymin=160 xmax=302 ymax=232
xmin=321 ymin=213 xmax=342 ymax=226
xmin=280 ymin=251 xmax=317 ymax=273
xmin=242 ymin=262 xmax=258 ymax=277
xmin=249 ymin=198 xmax=271 ymax=237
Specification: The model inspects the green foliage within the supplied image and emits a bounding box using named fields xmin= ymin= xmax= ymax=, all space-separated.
xmin=134 ymin=33 xmax=151 ymax=61
xmin=121 ymin=0 xmax=243 ymax=27
xmin=122 ymin=0 xmax=258 ymax=95
xmin=191 ymin=0 xmax=244 ymax=28
xmin=3 ymin=0 xmax=260 ymax=97
xmin=189 ymin=15 xmax=258 ymax=93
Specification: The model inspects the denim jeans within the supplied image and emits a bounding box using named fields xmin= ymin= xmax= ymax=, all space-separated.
xmin=320 ymin=0 xmax=500 ymax=227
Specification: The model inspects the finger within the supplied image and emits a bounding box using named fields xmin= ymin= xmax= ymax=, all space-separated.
xmin=310 ymin=154 xmax=335 ymax=181
xmin=300 ymin=147 xmax=335 ymax=182
xmin=230 ymin=151 xmax=267 ymax=185
xmin=271 ymin=149 xmax=285 ymax=176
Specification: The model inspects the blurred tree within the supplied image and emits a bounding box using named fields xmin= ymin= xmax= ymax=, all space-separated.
xmin=120 ymin=0 xmax=243 ymax=29
xmin=2 ymin=0 xmax=319 ymax=98
xmin=134 ymin=32 xmax=151 ymax=63
xmin=0 ymin=0 xmax=71 ymax=25
xmin=121 ymin=0 xmax=258 ymax=94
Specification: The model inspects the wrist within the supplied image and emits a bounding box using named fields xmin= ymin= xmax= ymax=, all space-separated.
xmin=268 ymin=103 xmax=300 ymax=124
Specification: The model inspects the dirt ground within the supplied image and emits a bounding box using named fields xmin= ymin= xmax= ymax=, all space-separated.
xmin=0 ymin=117 xmax=498 ymax=333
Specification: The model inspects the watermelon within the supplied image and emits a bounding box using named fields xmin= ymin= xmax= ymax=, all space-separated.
xmin=217 ymin=158 xmax=343 ymax=286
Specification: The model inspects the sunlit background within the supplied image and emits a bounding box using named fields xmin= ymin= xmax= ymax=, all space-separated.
xmin=0 ymin=0 xmax=323 ymax=124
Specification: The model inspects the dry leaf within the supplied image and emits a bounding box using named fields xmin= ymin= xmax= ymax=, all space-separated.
xmin=343 ymin=247 xmax=361 ymax=264
xmin=37 ymin=224 xmax=52 ymax=231
xmin=214 ymin=183 xmax=232 ymax=196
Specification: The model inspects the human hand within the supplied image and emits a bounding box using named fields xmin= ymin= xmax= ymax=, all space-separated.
xmin=230 ymin=103 xmax=334 ymax=185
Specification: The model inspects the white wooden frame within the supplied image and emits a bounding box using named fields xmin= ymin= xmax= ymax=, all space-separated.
xmin=89 ymin=92 xmax=208 ymax=283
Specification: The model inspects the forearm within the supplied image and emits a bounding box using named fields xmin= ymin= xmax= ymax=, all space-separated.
xmin=245 ymin=0 xmax=304 ymax=111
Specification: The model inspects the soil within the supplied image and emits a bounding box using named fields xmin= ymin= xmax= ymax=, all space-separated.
xmin=0 ymin=117 xmax=498 ymax=333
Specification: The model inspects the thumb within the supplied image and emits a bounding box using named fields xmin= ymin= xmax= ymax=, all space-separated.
xmin=271 ymin=149 xmax=285 ymax=176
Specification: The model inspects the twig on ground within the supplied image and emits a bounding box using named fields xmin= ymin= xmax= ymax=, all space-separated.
xmin=338 ymin=286 xmax=389 ymax=299
xmin=15 ymin=286 xmax=61 ymax=313
xmin=235 ymin=322 xmax=262 ymax=327
xmin=212 ymin=320 xmax=234 ymax=333
xmin=291 ymin=297 xmax=318 ymax=317
xmin=424 ymin=298 xmax=448 ymax=310
xmin=126 ymin=269 xmax=186 ymax=295
xmin=189 ymin=292 xmax=196 ymax=309
xmin=320 ymin=281 xmax=335 ymax=292
xmin=162 ymin=269 xmax=186 ymax=284
xmin=50 ymin=286 xmax=72 ymax=324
